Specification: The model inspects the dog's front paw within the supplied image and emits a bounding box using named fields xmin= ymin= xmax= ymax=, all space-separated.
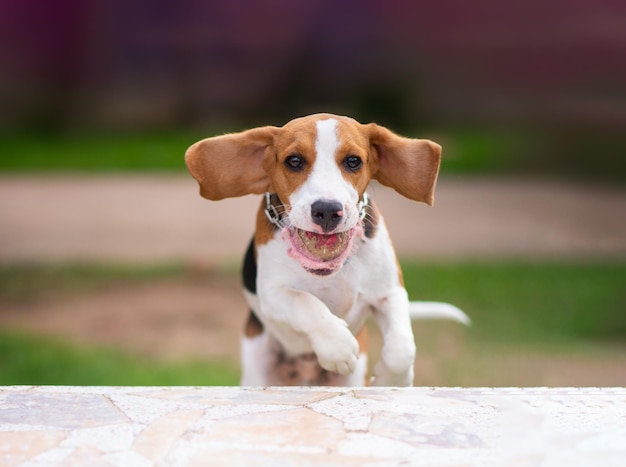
xmin=370 ymin=362 xmax=414 ymax=387
xmin=312 ymin=326 xmax=359 ymax=375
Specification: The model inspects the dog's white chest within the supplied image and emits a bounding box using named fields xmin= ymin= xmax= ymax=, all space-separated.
xmin=254 ymin=237 xmax=372 ymax=354
xmin=298 ymin=273 xmax=360 ymax=318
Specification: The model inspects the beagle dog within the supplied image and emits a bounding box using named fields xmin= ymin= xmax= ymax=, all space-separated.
xmin=186 ymin=113 xmax=468 ymax=386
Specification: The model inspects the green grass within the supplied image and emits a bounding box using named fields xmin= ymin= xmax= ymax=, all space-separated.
xmin=1 ymin=261 xmax=624 ymax=385
xmin=0 ymin=263 xmax=240 ymax=386
xmin=0 ymin=332 xmax=239 ymax=386
xmin=402 ymin=261 xmax=626 ymax=345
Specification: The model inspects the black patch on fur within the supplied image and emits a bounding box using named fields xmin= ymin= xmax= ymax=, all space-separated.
xmin=363 ymin=199 xmax=379 ymax=239
xmin=242 ymin=236 xmax=257 ymax=293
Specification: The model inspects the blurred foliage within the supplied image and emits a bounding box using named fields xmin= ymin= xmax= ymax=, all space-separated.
xmin=2 ymin=126 xmax=622 ymax=180
xmin=435 ymin=127 xmax=534 ymax=174
xmin=542 ymin=128 xmax=626 ymax=180
xmin=0 ymin=127 xmax=589 ymax=177
xmin=3 ymin=1 xmax=623 ymax=183
xmin=0 ymin=133 xmax=197 ymax=172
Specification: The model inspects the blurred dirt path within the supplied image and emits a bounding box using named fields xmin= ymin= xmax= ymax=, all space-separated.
xmin=1 ymin=174 xmax=625 ymax=263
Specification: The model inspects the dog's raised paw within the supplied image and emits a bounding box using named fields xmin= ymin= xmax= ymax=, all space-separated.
xmin=313 ymin=328 xmax=359 ymax=375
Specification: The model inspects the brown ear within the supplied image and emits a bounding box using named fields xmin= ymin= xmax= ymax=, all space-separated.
xmin=185 ymin=126 xmax=278 ymax=200
xmin=367 ymin=124 xmax=442 ymax=205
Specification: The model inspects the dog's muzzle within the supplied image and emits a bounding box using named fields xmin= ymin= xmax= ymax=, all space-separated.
xmin=265 ymin=192 xmax=369 ymax=276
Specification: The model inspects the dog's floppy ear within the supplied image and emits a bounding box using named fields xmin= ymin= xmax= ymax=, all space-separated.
xmin=367 ymin=124 xmax=441 ymax=205
xmin=185 ymin=126 xmax=278 ymax=200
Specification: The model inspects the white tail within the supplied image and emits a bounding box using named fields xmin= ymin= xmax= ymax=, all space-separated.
xmin=408 ymin=301 xmax=470 ymax=325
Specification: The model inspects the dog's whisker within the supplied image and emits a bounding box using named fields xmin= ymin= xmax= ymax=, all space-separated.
xmin=361 ymin=213 xmax=377 ymax=224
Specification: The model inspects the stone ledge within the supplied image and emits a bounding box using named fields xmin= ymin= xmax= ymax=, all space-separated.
xmin=1 ymin=386 xmax=625 ymax=466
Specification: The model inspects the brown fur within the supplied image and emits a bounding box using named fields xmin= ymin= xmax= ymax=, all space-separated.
xmin=254 ymin=198 xmax=279 ymax=247
xmin=367 ymin=123 xmax=441 ymax=205
xmin=244 ymin=310 xmax=264 ymax=338
xmin=355 ymin=326 xmax=369 ymax=358
xmin=263 ymin=117 xmax=318 ymax=204
xmin=185 ymin=113 xmax=441 ymax=207
xmin=185 ymin=127 xmax=277 ymax=200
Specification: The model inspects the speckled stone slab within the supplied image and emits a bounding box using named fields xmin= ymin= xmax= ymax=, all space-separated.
xmin=1 ymin=386 xmax=625 ymax=466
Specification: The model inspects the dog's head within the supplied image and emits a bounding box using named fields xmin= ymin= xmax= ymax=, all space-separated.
xmin=186 ymin=113 xmax=441 ymax=275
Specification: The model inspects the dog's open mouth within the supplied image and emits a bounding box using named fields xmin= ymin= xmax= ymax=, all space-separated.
xmin=282 ymin=227 xmax=360 ymax=275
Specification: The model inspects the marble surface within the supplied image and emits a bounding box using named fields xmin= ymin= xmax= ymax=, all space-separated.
xmin=1 ymin=386 xmax=625 ymax=466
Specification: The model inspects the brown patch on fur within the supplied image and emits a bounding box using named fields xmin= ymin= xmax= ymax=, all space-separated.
xmin=356 ymin=325 xmax=369 ymax=354
xmin=396 ymin=256 xmax=405 ymax=287
xmin=263 ymin=116 xmax=319 ymax=208
xmin=244 ymin=310 xmax=264 ymax=338
xmin=254 ymin=198 xmax=279 ymax=247
xmin=355 ymin=325 xmax=370 ymax=386
xmin=333 ymin=117 xmax=375 ymax=197
xmin=185 ymin=126 xmax=277 ymax=200
xmin=273 ymin=350 xmax=333 ymax=386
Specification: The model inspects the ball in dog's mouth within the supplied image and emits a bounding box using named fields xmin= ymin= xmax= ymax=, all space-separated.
xmin=282 ymin=226 xmax=360 ymax=275
xmin=295 ymin=229 xmax=351 ymax=261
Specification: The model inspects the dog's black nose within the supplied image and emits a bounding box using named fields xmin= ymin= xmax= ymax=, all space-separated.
xmin=311 ymin=200 xmax=343 ymax=233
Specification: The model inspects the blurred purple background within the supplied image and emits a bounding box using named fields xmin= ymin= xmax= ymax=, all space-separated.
xmin=2 ymin=0 xmax=625 ymax=173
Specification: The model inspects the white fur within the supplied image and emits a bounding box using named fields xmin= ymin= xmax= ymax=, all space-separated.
xmin=240 ymin=332 xmax=272 ymax=386
xmin=287 ymin=119 xmax=360 ymax=232
xmin=409 ymin=301 xmax=471 ymax=325
xmin=241 ymin=288 xmax=369 ymax=386
xmin=245 ymin=209 xmax=417 ymax=386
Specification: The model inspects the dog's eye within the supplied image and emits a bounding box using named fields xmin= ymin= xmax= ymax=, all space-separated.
xmin=284 ymin=154 xmax=305 ymax=171
xmin=343 ymin=155 xmax=363 ymax=171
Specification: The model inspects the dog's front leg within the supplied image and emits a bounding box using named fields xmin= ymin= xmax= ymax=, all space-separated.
xmin=371 ymin=286 xmax=416 ymax=386
xmin=260 ymin=287 xmax=360 ymax=376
